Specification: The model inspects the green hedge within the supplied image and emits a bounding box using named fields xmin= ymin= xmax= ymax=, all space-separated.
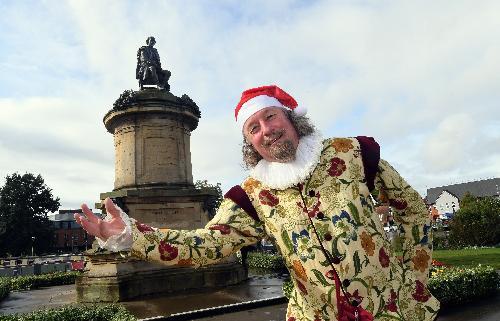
xmin=0 ymin=304 xmax=136 ymax=321
xmin=282 ymin=265 xmax=500 ymax=307
xmin=8 ymin=271 xmax=81 ymax=291
xmin=0 ymin=278 xmax=10 ymax=301
xmin=428 ymin=265 xmax=500 ymax=306
xmin=245 ymin=251 xmax=286 ymax=271
xmin=0 ymin=271 xmax=81 ymax=303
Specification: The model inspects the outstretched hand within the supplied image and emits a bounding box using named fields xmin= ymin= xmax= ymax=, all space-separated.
xmin=75 ymin=198 xmax=126 ymax=241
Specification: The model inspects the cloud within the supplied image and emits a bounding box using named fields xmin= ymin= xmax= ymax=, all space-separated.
xmin=0 ymin=0 xmax=499 ymax=208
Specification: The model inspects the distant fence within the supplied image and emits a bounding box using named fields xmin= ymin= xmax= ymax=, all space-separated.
xmin=0 ymin=254 xmax=85 ymax=277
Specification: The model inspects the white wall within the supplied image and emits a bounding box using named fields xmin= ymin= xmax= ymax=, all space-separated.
xmin=435 ymin=191 xmax=460 ymax=216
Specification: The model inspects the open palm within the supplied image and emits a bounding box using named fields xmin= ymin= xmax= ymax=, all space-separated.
xmin=75 ymin=198 xmax=126 ymax=241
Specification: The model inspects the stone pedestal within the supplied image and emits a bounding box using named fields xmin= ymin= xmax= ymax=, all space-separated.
xmin=77 ymin=253 xmax=246 ymax=302
xmin=76 ymin=89 xmax=247 ymax=302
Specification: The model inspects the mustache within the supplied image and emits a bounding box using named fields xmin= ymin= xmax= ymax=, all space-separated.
xmin=261 ymin=129 xmax=285 ymax=147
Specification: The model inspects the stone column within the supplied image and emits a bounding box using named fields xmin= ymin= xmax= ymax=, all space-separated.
xmin=76 ymin=89 xmax=246 ymax=302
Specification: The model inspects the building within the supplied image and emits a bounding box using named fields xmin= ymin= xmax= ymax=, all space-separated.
xmin=50 ymin=209 xmax=102 ymax=253
xmin=425 ymin=177 xmax=500 ymax=218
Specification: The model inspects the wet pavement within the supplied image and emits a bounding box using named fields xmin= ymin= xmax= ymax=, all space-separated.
xmin=0 ymin=271 xmax=287 ymax=319
xmin=1 ymin=271 xmax=499 ymax=321
xmin=189 ymin=296 xmax=500 ymax=321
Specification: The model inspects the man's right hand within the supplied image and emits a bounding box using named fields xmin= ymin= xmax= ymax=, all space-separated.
xmin=75 ymin=198 xmax=126 ymax=241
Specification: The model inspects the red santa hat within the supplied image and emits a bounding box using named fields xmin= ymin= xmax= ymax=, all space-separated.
xmin=235 ymin=85 xmax=307 ymax=130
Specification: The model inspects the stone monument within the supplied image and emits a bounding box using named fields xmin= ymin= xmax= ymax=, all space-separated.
xmin=76 ymin=37 xmax=246 ymax=302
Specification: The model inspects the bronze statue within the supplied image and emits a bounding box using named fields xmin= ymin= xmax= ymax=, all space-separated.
xmin=136 ymin=37 xmax=171 ymax=90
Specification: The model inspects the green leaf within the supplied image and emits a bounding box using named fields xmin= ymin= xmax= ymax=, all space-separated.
xmin=353 ymin=251 xmax=362 ymax=275
xmin=412 ymin=225 xmax=420 ymax=245
xmin=319 ymin=258 xmax=331 ymax=267
xmin=425 ymin=306 xmax=438 ymax=313
xmin=339 ymin=178 xmax=351 ymax=185
xmin=281 ymin=230 xmax=295 ymax=254
xmin=312 ymin=269 xmax=331 ymax=287
xmin=347 ymin=202 xmax=362 ymax=225
xmin=146 ymin=245 xmax=155 ymax=254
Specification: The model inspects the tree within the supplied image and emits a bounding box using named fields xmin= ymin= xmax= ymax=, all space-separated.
xmin=449 ymin=195 xmax=500 ymax=247
xmin=195 ymin=180 xmax=223 ymax=219
xmin=0 ymin=173 xmax=60 ymax=256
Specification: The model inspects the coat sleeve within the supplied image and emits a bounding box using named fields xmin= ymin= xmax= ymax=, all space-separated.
xmin=129 ymin=198 xmax=267 ymax=268
xmin=373 ymin=159 xmax=433 ymax=284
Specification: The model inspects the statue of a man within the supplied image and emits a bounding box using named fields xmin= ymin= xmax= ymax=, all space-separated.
xmin=136 ymin=36 xmax=171 ymax=90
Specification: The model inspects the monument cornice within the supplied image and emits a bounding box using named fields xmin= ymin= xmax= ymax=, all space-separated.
xmin=104 ymin=104 xmax=200 ymax=133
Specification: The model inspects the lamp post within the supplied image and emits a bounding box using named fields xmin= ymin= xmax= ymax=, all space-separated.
xmin=31 ymin=236 xmax=35 ymax=257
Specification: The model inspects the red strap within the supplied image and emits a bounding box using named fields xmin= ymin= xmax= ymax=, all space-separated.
xmin=224 ymin=185 xmax=260 ymax=222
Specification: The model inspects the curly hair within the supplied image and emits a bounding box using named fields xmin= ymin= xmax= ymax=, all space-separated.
xmin=242 ymin=110 xmax=316 ymax=169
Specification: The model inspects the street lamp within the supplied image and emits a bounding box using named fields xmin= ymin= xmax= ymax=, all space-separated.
xmin=31 ymin=236 xmax=35 ymax=257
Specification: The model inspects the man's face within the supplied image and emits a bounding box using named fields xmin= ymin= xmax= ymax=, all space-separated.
xmin=243 ymin=107 xmax=299 ymax=163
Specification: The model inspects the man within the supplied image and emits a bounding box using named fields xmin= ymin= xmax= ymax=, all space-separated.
xmin=76 ymin=85 xmax=439 ymax=321
xmin=136 ymin=36 xmax=171 ymax=90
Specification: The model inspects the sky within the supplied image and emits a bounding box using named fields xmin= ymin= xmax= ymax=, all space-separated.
xmin=0 ymin=0 xmax=499 ymax=211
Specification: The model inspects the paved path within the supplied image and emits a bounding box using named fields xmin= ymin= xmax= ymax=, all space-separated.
xmin=190 ymin=297 xmax=500 ymax=321
xmin=1 ymin=274 xmax=499 ymax=321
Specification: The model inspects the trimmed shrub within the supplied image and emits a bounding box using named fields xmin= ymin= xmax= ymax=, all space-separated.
xmin=8 ymin=271 xmax=80 ymax=291
xmin=246 ymin=252 xmax=286 ymax=271
xmin=282 ymin=278 xmax=293 ymax=299
xmin=428 ymin=265 xmax=500 ymax=306
xmin=0 ymin=304 xmax=136 ymax=321
xmin=0 ymin=277 xmax=10 ymax=301
xmin=282 ymin=265 xmax=500 ymax=307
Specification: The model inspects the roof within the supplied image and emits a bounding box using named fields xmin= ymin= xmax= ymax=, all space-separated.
xmin=426 ymin=177 xmax=500 ymax=204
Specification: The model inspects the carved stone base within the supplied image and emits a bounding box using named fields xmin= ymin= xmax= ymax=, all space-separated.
xmin=76 ymin=253 xmax=247 ymax=302
xmin=98 ymin=187 xmax=216 ymax=229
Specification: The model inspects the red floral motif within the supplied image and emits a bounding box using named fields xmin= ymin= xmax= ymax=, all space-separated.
xmin=412 ymin=280 xmax=431 ymax=302
xmin=328 ymin=157 xmax=346 ymax=177
xmin=296 ymin=279 xmax=308 ymax=295
xmin=158 ymin=241 xmax=178 ymax=261
xmin=208 ymin=224 xmax=231 ymax=235
xmin=349 ymin=289 xmax=364 ymax=303
xmin=385 ymin=289 xmax=398 ymax=312
xmin=259 ymin=190 xmax=279 ymax=206
xmin=389 ymin=198 xmax=408 ymax=210
xmin=308 ymin=200 xmax=321 ymax=218
xmin=379 ymin=247 xmax=390 ymax=268
xmin=135 ymin=221 xmax=154 ymax=233
xmin=325 ymin=269 xmax=336 ymax=280
xmin=288 ymin=317 xmax=296 ymax=321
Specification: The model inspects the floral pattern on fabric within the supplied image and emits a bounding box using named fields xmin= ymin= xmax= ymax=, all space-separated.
xmin=128 ymin=137 xmax=439 ymax=321
xmin=248 ymin=138 xmax=439 ymax=321
xmin=129 ymin=200 xmax=266 ymax=267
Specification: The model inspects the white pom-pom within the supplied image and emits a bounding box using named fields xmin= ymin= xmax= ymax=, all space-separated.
xmin=293 ymin=105 xmax=307 ymax=116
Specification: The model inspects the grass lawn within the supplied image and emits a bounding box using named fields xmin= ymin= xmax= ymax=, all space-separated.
xmin=433 ymin=247 xmax=500 ymax=269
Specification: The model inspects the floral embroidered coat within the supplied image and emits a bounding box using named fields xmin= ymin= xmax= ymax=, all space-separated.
xmin=128 ymin=137 xmax=440 ymax=321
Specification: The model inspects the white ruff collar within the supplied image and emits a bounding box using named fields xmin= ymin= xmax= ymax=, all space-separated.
xmin=249 ymin=132 xmax=324 ymax=190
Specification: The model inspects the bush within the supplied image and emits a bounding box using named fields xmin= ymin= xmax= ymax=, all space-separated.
xmin=428 ymin=265 xmax=500 ymax=306
xmin=1 ymin=271 xmax=81 ymax=303
xmin=282 ymin=278 xmax=293 ymax=299
xmin=0 ymin=277 xmax=10 ymax=301
xmin=8 ymin=271 xmax=80 ymax=291
xmin=432 ymin=234 xmax=451 ymax=250
xmin=448 ymin=195 xmax=500 ymax=247
xmin=0 ymin=304 xmax=136 ymax=321
xmin=282 ymin=265 xmax=500 ymax=307
xmin=245 ymin=252 xmax=286 ymax=271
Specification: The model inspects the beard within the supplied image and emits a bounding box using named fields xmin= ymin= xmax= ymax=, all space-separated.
xmin=262 ymin=129 xmax=297 ymax=163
